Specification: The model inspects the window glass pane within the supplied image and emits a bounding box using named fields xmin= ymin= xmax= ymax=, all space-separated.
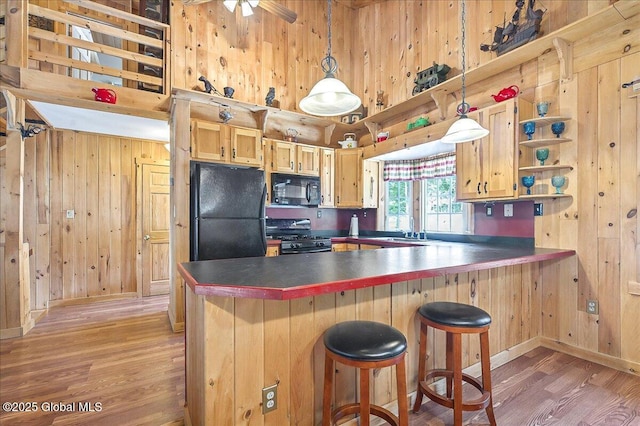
xmin=421 ymin=175 xmax=468 ymax=234
xmin=385 ymin=181 xmax=412 ymax=231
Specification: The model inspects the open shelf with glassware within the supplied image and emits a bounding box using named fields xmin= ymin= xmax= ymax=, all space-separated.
xmin=517 ymin=100 xmax=573 ymax=200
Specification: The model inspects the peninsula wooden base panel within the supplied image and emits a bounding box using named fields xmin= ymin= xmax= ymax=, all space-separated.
xmin=184 ymin=263 xmax=542 ymax=426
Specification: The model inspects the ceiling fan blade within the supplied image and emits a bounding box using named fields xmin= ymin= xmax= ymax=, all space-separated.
xmin=257 ymin=0 xmax=297 ymax=23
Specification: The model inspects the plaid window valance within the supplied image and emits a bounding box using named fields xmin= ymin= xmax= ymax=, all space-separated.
xmin=383 ymin=153 xmax=456 ymax=181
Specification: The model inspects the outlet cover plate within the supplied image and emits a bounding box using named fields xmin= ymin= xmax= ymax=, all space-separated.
xmin=504 ymin=203 xmax=514 ymax=217
xmin=586 ymin=299 xmax=599 ymax=315
xmin=262 ymin=384 xmax=277 ymax=414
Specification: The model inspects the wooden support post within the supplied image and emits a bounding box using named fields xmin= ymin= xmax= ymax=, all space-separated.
xmin=6 ymin=0 xmax=27 ymax=68
xmin=168 ymin=97 xmax=190 ymax=332
xmin=1 ymin=97 xmax=30 ymax=338
xmin=553 ymin=38 xmax=573 ymax=82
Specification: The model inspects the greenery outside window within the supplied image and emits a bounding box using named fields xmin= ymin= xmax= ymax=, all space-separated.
xmin=385 ymin=181 xmax=412 ymax=231
xmin=421 ymin=176 xmax=468 ymax=233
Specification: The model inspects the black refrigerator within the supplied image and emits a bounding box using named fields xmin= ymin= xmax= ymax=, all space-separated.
xmin=190 ymin=161 xmax=267 ymax=261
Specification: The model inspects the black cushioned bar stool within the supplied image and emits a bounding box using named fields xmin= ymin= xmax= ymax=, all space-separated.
xmin=413 ymin=302 xmax=496 ymax=426
xmin=322 ymin=320 xmax=409 ymax=426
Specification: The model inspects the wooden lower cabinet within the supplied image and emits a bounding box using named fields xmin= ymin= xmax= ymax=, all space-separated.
xmin=331 ymin=243 xmax=359 ymax=252
xmin=184 ymin=263 xmax=543 ymax=426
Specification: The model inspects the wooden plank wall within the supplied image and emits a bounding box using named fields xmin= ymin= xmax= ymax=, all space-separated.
xmin=530 ymin=17 xmax=640 ymax=365
xmin=170 ymin=1 xmax=605 ymax=117
xmin=187 ymin=265 xmax=541 ymax=426
xmin=18 ymin=130 xmax=169 ymax=308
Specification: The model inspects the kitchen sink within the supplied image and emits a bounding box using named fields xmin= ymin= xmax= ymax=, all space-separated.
xmin=364 ymin=237 xmax=430 ymax=245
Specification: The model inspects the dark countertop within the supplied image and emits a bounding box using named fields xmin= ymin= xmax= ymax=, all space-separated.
xmin=178 ymin=241 xmax=575 ymax=300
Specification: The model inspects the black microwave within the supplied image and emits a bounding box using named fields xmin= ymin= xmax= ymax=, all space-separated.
xmin=271 ymin=173 xmax=321 ymax=206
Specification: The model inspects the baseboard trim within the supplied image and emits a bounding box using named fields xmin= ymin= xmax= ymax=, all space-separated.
xmin=539 ymin=337 xmax=639 ymax=376
xmin=47 ymin=292 xmax=138 ymax=308
xmin=168 ymin=310 xmax=184 ymax=333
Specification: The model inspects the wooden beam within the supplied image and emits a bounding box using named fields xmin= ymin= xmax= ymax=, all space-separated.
xmin=4 ymin=86 xmax=169 ymax=121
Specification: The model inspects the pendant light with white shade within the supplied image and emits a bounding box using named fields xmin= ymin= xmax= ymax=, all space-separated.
xmin=441 ymin=0 xmax=489 ymax=144
xmin=299 ymin=0 xmax=361 ymax=117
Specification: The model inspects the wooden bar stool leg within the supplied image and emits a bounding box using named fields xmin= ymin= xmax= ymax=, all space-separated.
xmin=396 ymin=356 xmax=409 ymax=426
xmin=360 ymin=368 xmax=371 ymax=426
xmin=446 ymin=331 xmax=454 ymax=399
xmin=322 ymin=351 xmax=333 ymax=426
xmin=412 ymin=321 xmax=428 ymax=413
xmin=452 ymin=332 xmax=463 ymax=426
xmin=480 ymin=331 xmax=497 ymax=426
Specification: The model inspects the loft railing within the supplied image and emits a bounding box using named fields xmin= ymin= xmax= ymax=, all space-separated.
xmin=26 ymin=0 xmax=169 ymax=96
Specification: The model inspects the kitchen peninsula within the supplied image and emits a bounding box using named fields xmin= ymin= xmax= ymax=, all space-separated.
xmin=178 ymin=242 xmax=574 ymax=425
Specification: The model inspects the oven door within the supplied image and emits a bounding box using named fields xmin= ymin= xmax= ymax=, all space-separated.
xmin=271 ymin=173 xmax=321 ymax=206
xmin=280 ymin=246 xmax=332 ymax=255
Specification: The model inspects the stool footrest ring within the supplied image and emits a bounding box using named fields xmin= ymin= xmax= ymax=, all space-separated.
xmin=331 ymin=402 xmax=400 ymax=426
xmin=417 ymin=369 xmax=491 ymax=411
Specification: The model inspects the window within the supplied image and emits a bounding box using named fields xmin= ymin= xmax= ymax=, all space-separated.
xmin=421 ymin=175 xmax=467 ymax=233
xmin=383 ymin=154 xmax=471 ymax=234
xmin=385 ymin=181 xmax=412 ymax=231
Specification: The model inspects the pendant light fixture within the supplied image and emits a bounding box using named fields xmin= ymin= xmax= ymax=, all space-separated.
xmin=299 ymin=0 xmax=361 ymax=117
xmin=442 ymin=0 xmax=489 ymax=144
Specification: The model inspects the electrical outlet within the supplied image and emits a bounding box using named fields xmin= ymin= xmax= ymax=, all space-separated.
xmin=66 ymin=209 xmax=75 ymax=219
xmin=586 ymin=299 xmax=599 ymax=315
xmin=486 ymin=205 xmax=493 ymax=216
xmin=317 ymin=210 xmax=322 ymax=218
xmin=504 ymin=203 xmax=514 ymax=217
xmin=262 ymin=384 xmax=277 ymax=414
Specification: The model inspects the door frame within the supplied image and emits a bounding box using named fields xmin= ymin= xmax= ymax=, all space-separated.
xmin=135 ymin=158 xmax=170 ymax=297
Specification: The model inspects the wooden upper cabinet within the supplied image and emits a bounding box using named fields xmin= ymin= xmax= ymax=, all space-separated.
xmin=362 ymin=159 xmax=379 ymax=208
xmin=230 ymin=127 xmax=263 ymax=167
xmin=336 ymin=148 xmax=361 ymax=207
xmin=191 ymin=120 xmax=262 ymax=167
xmin=190 ymin=120 xmax=229 ymax=162
xmin=320 ymin=148 xmax=335 ymax=207
xmin=296 ymin=145 xmax=320 ymax=176
xmin=271 ymin=140 xmax=296 ymax=173
xmin=270 ymin=140 xmax=320 ymax=176
xmin=456 ymin=99 xmax=517 ymax=201
xmin=335 ymin=148 xmax=379 ymax=208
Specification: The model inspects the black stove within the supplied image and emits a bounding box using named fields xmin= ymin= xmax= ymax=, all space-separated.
xmin=266 ymin=218 xmax=332 ymax=254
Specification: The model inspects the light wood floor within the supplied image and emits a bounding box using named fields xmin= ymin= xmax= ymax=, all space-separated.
xmin=0 ymin=296 xmax=185 ymax=426
xmin=1 ymin=296 xmax=639 ymax=426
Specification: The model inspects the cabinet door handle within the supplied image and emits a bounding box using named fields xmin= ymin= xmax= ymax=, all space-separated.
xmin=291 ymin=161 xmax=294 ymax=170
xmin=370 ymin=176 xmax=374 ymax=198
xmin=321 ymin=195 xmax=324 ymax=204
xmin=477 ymin=182 xmax=481 ymax=194
xmin=221 ymin=146 xmax=225 ymax=157
xmin=484 ymin=182 xmax=488 ymax=193
xmin=233 ymin=148 xmax=236 ymax=158
xmin=299 ymin=162 xmax=302 ymax=171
